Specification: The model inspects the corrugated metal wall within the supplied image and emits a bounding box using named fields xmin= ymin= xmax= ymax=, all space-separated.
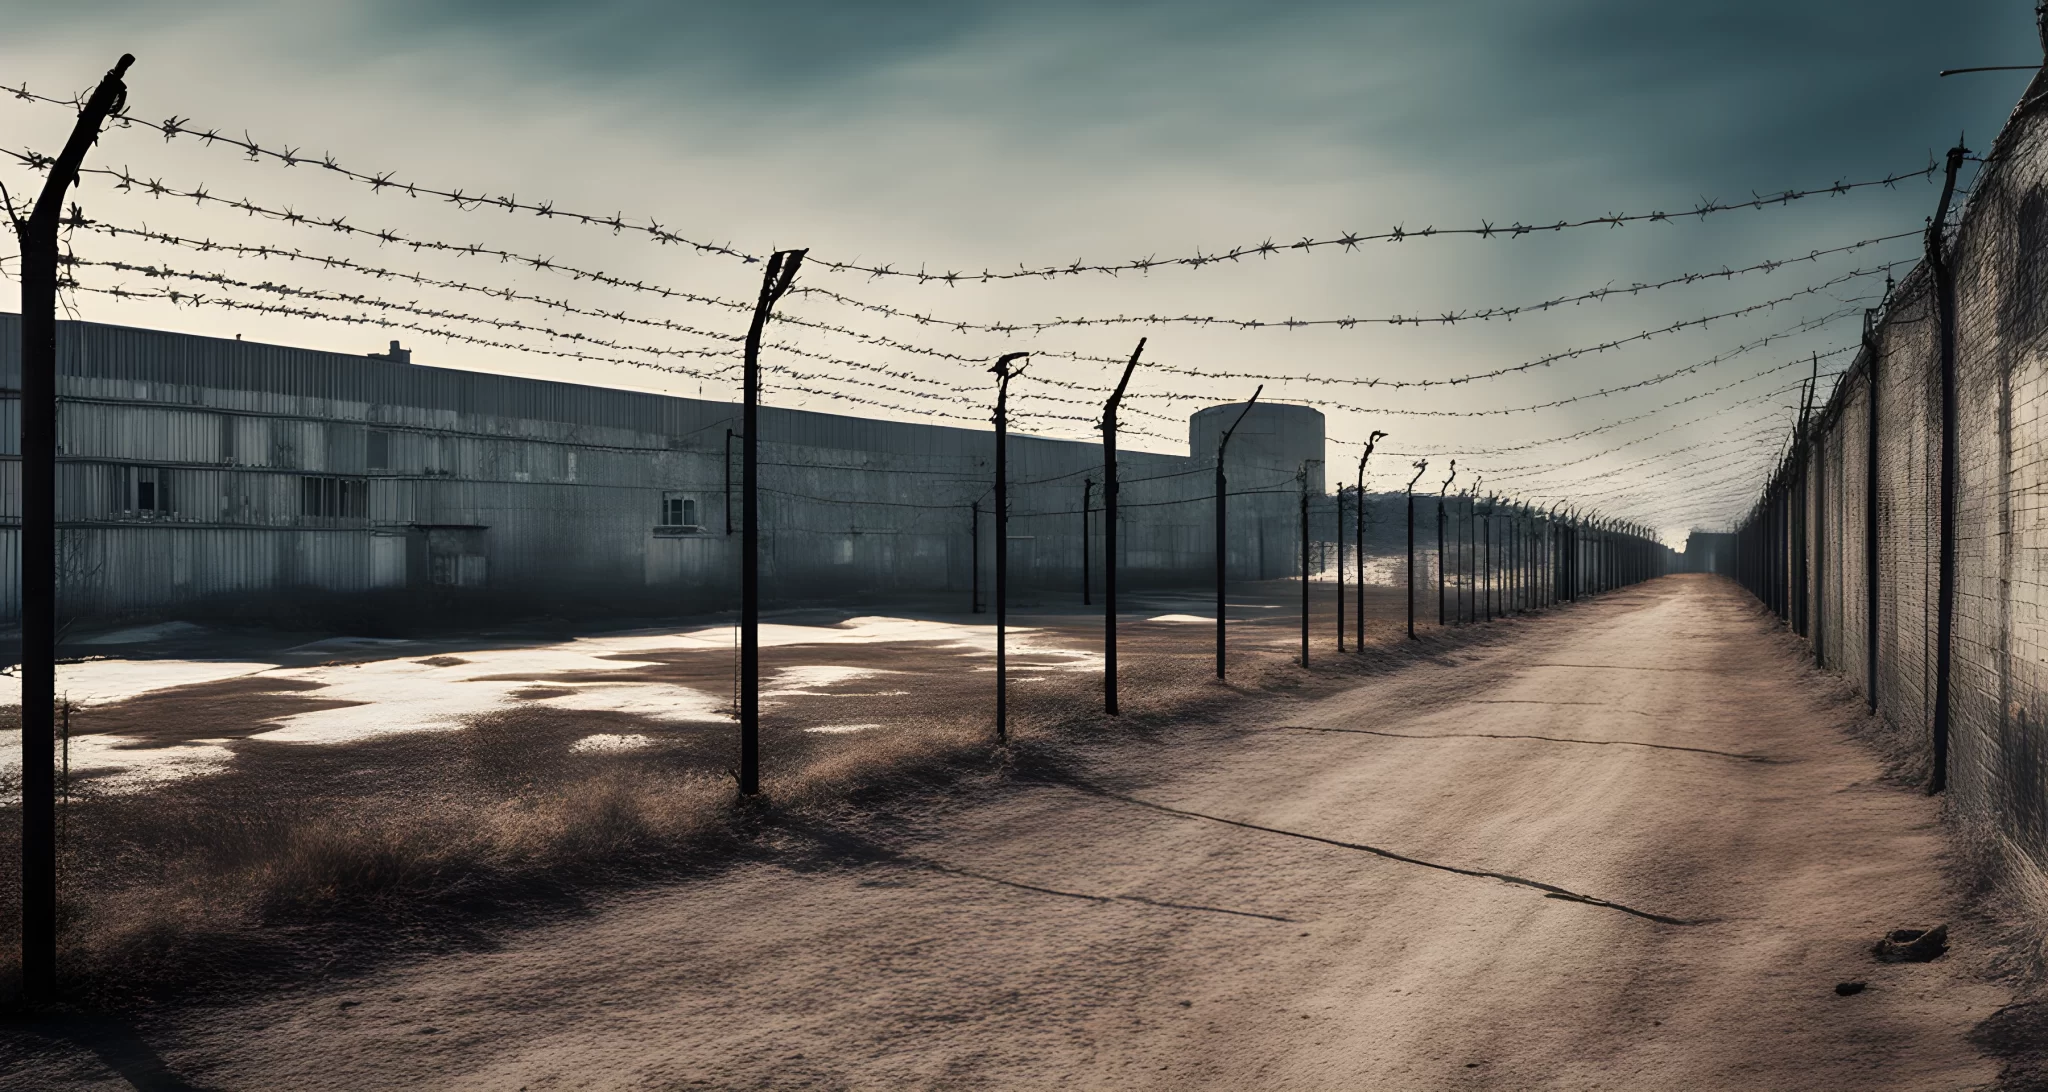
xmin=0 ymin=314 xmax=1317 ymax=622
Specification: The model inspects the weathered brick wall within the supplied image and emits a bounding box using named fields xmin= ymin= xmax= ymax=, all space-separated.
xmin=1797 ymin=88 xmax=2048 ymax=869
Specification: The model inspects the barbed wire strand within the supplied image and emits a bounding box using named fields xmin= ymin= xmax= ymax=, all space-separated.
xmin=0 ymin=83 xmax=1939 ymax=284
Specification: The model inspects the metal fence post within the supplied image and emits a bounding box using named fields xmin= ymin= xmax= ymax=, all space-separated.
xmin=1356 ymin=431 xmax=1385 ymax=650
xmin=1406 ymin=460 xmax=1427 ymax=640
xmin=1929 ymin=142 xmax=1967 ymax=795
xmin=1101 ymin=339 xmax=1143 ymax=716
xmin=1437 ymin=462 xmax=1455 ymax=627
xmin=1215 ymin=389 xmax=1261 ymax=679
xmin=11 ymin=53 xmax=134 ymax=1006
xmin=990 ymin=352 xmax=1026 ymax=745
xmin=739 ymin=248 xmax=805 ymax=799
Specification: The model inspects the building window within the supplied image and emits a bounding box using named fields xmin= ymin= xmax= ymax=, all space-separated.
xmin=130 ymin=466 xmax=169 ymax=515
xmin=661 ymin=492 xmax=698 ymax=529
xmin=301 ymin=475 xmax=368 ymax=519
xmin=367 ymin=430 xmax=391 ymax=471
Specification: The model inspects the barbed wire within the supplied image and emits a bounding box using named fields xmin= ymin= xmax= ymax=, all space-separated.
xmin=56 ymin=217 xmax=1155 ymax=374
xmin=1565 ymin=432 xmax=1794 ymax=499
xmin=49 ymin=280 xmax=735 ymax=379
xmin=1483 ymin=419 xmax=1790 ymax=490
xmin=1463 ymin=386 xmax=1816 ymax=486
xmin=1588 ymin=398 xmax=1822 ymax=509
xmin=1590 ymin=454 xmax=1801 ymax=520
xmin=1135 ymin=264 xmax=1896 ymax=391
xmin=67 ymin=215 xmax=1909 ymax=408
xmin=1444 ymin=337 xmax=1853 ymax=446
xmin=49 ymin=266 xmax=1182 ymax=441
xmin=50 ymin=194 xmax=1889 ymax=412
xmin=60 ymin=224 xmax=1210 ymax=423
xmin=764 ymin=377 xmax=1178 ymax=443
xmin=75 ymin=231 xmax=1866 ymax=433
xmin=22 ymin=173 xmax=1895 ymax=403
xmin=785 ymin=231 xmax=1918 ymax=333
xmin=44 ymin=254 xmax=1867 ymax=461
xmin=1222 ymin=305 xmax=1861 ymax=423
xmin=66 ymin=256 xmax=754 ymax=369
xmin=0 ymin=86 xmax=1938 ymax=285
xmin=1375 ymin=347 xmax=1849 ymax=460
xmin=803 ymin=166 xmax=1939 ymax=283
xmin=1 ymin=81 xmax=761 ymax=264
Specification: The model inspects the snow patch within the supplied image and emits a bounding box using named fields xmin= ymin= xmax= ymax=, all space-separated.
xmin=570 ymin=733 xmax=657 ymax=753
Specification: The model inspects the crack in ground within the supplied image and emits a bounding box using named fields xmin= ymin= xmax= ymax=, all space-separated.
xmin=1073 ymin=785 xmax=1706 ymax=926
xmin=1524 ymin=663 xmax=1717 ymax=673
xmin=919 ymin=862 xmax=1299 ymax=922
xmin=1271 ymin=724 xmax=1774 ymax=762
xmin=787 ymin=821 xmax=1297 ymax=924
xmin=1469 ymin=699 xmax=1648 ymax=714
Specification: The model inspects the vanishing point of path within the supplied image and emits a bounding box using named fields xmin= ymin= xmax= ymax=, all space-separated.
xmin=10 ymin=575 xmax=2010 ymax=1089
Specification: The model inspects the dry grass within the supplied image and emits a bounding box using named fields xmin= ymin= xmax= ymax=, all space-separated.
xmin=1945 ymin=811 xmax=2048 ymax=986
xmin=5 ymin=768 xmax=743 ymax=1006
xmin=0 ymin=583 xmax=1481 ymax=1010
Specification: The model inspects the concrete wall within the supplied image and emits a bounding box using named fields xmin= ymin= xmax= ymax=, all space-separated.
xmin=0 ymin=315 xmax=1323 ymax=624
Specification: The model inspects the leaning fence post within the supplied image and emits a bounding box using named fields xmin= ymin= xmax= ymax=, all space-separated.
xmin=990 ymin=352 xmax=1027 ymax=745
xmin=1214 ymin=388 xmax=1261 ymax=679
xmin=1356 ymin=431 xmax=1386 ymax=650
xmin=1100 ymin=339 xmax=1144 ymax=716
xmin=1406 ymin=460 xmax=1427 ymax=640
xmin=739 ymin=247 xmax=806 ymax=799
xmin=11 ymin=52 xmax=134 ymax=1006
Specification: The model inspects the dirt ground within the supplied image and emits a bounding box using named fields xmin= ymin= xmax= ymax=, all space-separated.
xmin=1 ymin=575 xmax=2031 ymax=1089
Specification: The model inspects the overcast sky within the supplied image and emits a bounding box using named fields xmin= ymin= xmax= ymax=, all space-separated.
xmin=1 ymin=0 xmax=2036 ymax=538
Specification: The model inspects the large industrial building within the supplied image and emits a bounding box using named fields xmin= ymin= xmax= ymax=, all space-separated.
xmin=0 ymin=314 xmax=1330 ymax=626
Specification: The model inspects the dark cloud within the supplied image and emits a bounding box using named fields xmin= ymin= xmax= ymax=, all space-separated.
xmin=3 ymin=0 xmax=2040 ymax=533
xmin=359 ymin=0 xmax=2028 ymax=167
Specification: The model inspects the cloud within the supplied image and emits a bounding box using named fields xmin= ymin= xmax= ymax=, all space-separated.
xmin=0 ymin=0 xmax=2035 ymax=536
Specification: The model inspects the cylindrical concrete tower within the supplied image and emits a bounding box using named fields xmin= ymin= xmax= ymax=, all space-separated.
xmin=1189 ymin=402 xmax=1326 ymax=580
xmin=1188 ymin=402 xmax=1326 ymax=493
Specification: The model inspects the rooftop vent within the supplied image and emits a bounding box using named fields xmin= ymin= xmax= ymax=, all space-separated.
xmin=368 ymin=340 xmax=411 ymax=364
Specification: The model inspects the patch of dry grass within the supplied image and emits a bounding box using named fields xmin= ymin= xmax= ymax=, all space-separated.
xmin=1 ymin=584 xmax=1469 ymax=1009
xmin=1945 ymin=811 xmax=2048 ymax=987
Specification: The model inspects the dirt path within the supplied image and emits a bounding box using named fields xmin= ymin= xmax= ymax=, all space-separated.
xmin=5 ymin=576 xmax=2012 ymax=1089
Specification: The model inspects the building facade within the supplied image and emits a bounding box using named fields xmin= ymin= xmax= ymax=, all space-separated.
xmin=0 ymin=315 xmax=1327 ymax=626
